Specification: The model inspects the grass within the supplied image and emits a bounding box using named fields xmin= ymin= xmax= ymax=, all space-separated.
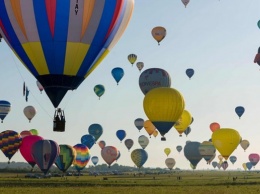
xmin=0 ymin=171 xmax=260 ymax=194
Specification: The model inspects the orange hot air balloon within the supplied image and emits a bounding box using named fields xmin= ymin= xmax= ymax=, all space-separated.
xmin=209 ymin=122 xmax=220 ymax=132
xmin=143 ymin=120 xmax=156 ymax=137
xmin=151 ymin=26 xmax=166 ymax=45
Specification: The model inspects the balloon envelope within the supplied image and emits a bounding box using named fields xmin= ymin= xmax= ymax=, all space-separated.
xmin=143 ymin=120 xmax=156 ymax=137
xmin=136 ymin=62 xmax=144 ymax=72
xmin=23 ymin=106 xmax=37 ymax=122
xmin=246 ymin=162 xmax=253 ymax=170
xmin=174 ymin=110 xmax=192 ymax=136
xmin=165 ymin=158 xmax=176 ymax=170
xmin=55 ymin=144 xmax=76 ymax=173
xmin=240 ymin=140 xmax=250 ymax=151
xmin=182 ymin=0 xmax=190 ymax=7
xmin=229 ymin=156 xmax=237 ymax=165
xmin=131 ymin=149 xmax=148 ymax=168
xmin=249 ymin=153 xmax=260 ymax=166
xmin=88 ymin=124 xmax=103 ymax=142
xmin=91 ymin=156 xmax=99 ymax=166
xmin=186 ymin=68 xmax=194 ymax=79
xmin=209 ymin=122 xmax=220 ymax=132
xmin=98 ymin=140 xmax=106 ymax=149
xmin=124 ymin=139 xmax=134 ymax=151
xmin=138 ymin=135 xmax=149 ymax=149
xmin=198 ymin=141 xmax=216 ymax=164
xmin=134 ymin=118 xmax=144 ymax=131
xmin=176 ymin=146 xmax=182 ymax=153
xmin=221 ymin=161 xmax=228 ymax=170
xmin=164 ymin=148 xmax=171 ymax=157
xmin=139 ymin=68 xmax=171 ymax=95
xmin=235 ymin=106 xmax=245 ymax=119
xmin=116 ymin=130 xmax=126 ymax=142
xmin=212 ymin=161 xmax=218 ymax=168
xmin=128 ymin=54 xmax=137 ymax=65
xmin=20 ymin=130 xmax=32 ymax=138
xmin=184 ymin=141 xmax=202 ymax=169
xmin=101 ymin=146 xmax=118 ymax=167
xmin=0 ymin=1 xmax=134 ymax=107
xmin=81 ymin=134 xmax=95 ymax=149
xmin=94 ymin=85 xmax=105 ymax=99
xmin=151 ymin=26 xmax=166 ymax=45
xmin=0 ymin=100 xmax=11 ymax=123
xmin=73 ymin=144 xmax=91 ymax=172
xmin=111 ymin=67 xmax=124 ymax=85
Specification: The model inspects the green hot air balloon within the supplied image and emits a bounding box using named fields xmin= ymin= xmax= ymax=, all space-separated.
xmin=55 ymin=144 xmax=76 ymax=173
xmin=94 ymin=85 xmax=105 ymax=100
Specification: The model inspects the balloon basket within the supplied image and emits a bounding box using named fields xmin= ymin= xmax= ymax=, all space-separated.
xmin=161 ymin=137 xmax=166 ymax=141
xmin=53 ymin=108 xmax=66 ymax=132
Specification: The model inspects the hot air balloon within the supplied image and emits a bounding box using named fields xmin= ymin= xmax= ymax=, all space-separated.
xmin=23 ymin=106 xmax=37 ymax=122
xmin=218 ymin=155 xmax=224 ymax=162
xmin=186 ymin=68 xmax=194 ymax=79
xmin=20 ymin=135 xmax=44 ymax=169
xmin=124 ymin=139 xmax=134 ymax=151
xmin=152 ymin=130 xmax=159 ymax=138
xmin=184 ymin=127 xmax=191 ymax=137
xmin=134 ymin=118 xmax=144 ymax=132
xmin=131 ymin=149 xmax=148 ymax=169
xmin=164 ymin=148 xmax=171 ymax=157
xmin=151 ymin=26 xmax=166 ymax=45
xmin=111 ymin=67 xmax=124 ymax=85
xmin=128 ymin=54 xmax=137 ymax=65
xmin=101 ymin=146 xmax=118 ymax=167
xmin=143 ymin=87 xmax=185 ymax=141
xmin=212 ymin=161 xmax=218 ymax=169
xmin=235 ymin=106 xmax=245 ymax=119
xmin=98 ymin=140 xmax=106 ymax=149
xmin=229 ymin=156 xmax=237 ymax=165
xmin=258 ymin=20 xmax=260 ymax=29
xmin=94 ymin=85 xmax=105 ymax=100
xmin=138 ymin=135 xmax=149 ymax=149
xmin=209 ymin=122 xmax=220 ymax=132
xmin=88 ymin=124 xmax=103 ymax=143
xmin=184 ymin=141 xmax=202 ymax=169
xmin=73 ymin=144 xmax=91 ymax=173
xmin=55 ymin=144 xmax=76 ymax=173
xmin=20 ymin=130 xmax=32 ymax=138
xmin=31 ymin=140 xmax=60 ymax=175
xmin=139 ymin=68 xmax=171 ymax=95
xmin=249 ymin=153 xmax=260 ymax=167
xmin=212 ymin=128 xmax=241 ymax=160
xmin=29 ymin=129 xmax=39 ymax=136
xmin=165 ymin=158 xmax=176 ymax=170
xmin=181 ymin=0 xmax=190 ymax=8
xmin=0 ymin=130 xmax=22 ymax=163
xmin=81 ymin=134 xmax=95 ymax=149
xmin=240 ymin=139 xmax=250 ymax=151
xmin=174 ymin=110 xmax=192 ymax=137
xmin=246 ymin=162 xmax=253 ymax=170
xmin=91 ymin=156 xmax=99 ymax=166
xmin=254 ymin=47 xmax=260 ymax=66
xmin=136 ymin=62 xmax=144 ymax=72
xmin=116 ymin=130 xmax=126 ymax=142
xmin=198 ymin=141 xmax=216 ymax=164
xmin=36 ymin=81 xmax=44 ymax=93
xmin=176 ymin=145 xmax=182 ymax=153
xmin=0 ymin=100 xmax=11 ymax=123
xmin=116 ymin=150 xmax=121 ymax=162
xmin=143 ymin=120 xmax=156 ymax=137
xmin=0 ymin=0 xmax=134 ymax=129
xmin=208 ymin=153 xmax=216 ymax=165
xmin=221 ymin=161 xmax=228 ymax=170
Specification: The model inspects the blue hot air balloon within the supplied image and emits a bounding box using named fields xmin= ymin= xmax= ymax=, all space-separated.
xmin=131 ymin=149 xmax=148 ymax=168
xmin=229 ymin=156 xmax=237 ymax=165
xmin=111 ymin=67 xmax=124 ymax=85
xmin=184 ymin=127 xmax=191 ymax=137
xmin=116 ymin=130 xmax=126 ymax=142
xmin=186 ymin=68 xmax=194 ymax=79
xmin=246 ymin=162 xmax=253 ymax=170
xmin=235 ymin=106 xmax=245 ymax=119
xmin=88 ymin=124 xmax=103 ymax=143
xmin=31 ymin=140 xmax=60 ymax=175
xmin=0 ymin=101 xmax=11 ymax=123
xmin=184 ymin=141 xmax=202 ymax=169
xmin=81 ymin=134 xmax=95 ymax=149
xmin=91 ymin=156 xmax=99 ymax=166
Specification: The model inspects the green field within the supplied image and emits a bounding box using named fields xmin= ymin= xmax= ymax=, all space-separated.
xmin=0 ymin=171 xmax=260 ymax=194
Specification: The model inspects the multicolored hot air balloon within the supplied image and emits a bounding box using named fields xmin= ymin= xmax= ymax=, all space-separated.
xmin=88 ymin=123 xmax=103 ymax=143
xmin=94 ymin=85 xmax=105 ymax=100
xmin=134 ymin=118 xmax=144 ymax=132
xmin=91 ymin=156 xmax=99 ymax=166
xmin=151 ymin=26 xmax=166 ymax=45
xmin=20 ymin=135 xmax=44 ymax=168
xmin=185 ymin=68 xmax=194 ymax=79
xmin=198 ymin=141 xmax=216 ymax=164
xmin=235 ymin=106 xmax=245 ymax=119
xmin=240 ymin=139 xmax=250 ymax=151
xmin=23 ymin=106 xmax=37 ymax=122
xmin=136 ymin=62 xmax=144 ymax=72
xmin=128 ymin=54 xmax=137 ymax=65
xmin=164 ymin=148 xmax=171 ymax=157
xmin=55 ymin=144 xmax=76 ymax=173
xmin=116 ymin=130 xmax=126 ymax=142
xmin=139 ymin=68 xmax=171 ymax=95
xmin=131 ymin=149 xmax=148 ymax=168
xmin=174 ymin=110 xmax=192 ymax=137
xmin=212 ymin=128 xmax=241 ymax=160
xmin=143 ymin=87 xmax=185 ymax=141
xmin=0 ymin=100 xmax=11 ymax=123
xmin=138 ymin=135 xmax=149 ymax=149
xmin=184 ymin=141 xmax=202 ymax=169
xmin=111 ymin=67 xmax=124 ymax=85
xmin=143 ymin=120 xmax=156 ymax=137
xmin=31 ymin=140 xmax=60 ymax=175
xmin=124 ymin=139 xmax=134 ymax=151
xmin=165 ymin=158 xmax=176 ymax=170
xmin=209 ymin=122 xmax=220 ymax=132
xmin=81 ymin=134 xmax=95 ymax=149
xmin=73 ymin=144 xmax=91 ymax=173
xmin=0 ymin=130 xmax=22 ymax=163
xmin=101 ymin=146 xmax=118 ymax=167
xmin=249 ymin=153 xmax=260 ymax=167
xmin=0 ymin=0 xmax=134 ymax=109
xmin=20 ymin=130 xmax=32 ymax=138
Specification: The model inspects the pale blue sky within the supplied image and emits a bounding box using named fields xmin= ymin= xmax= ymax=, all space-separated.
xmin=1 ymin=0 xmax=260 ymax=170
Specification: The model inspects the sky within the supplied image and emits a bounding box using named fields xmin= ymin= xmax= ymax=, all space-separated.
xmin=1 ymin=0 xmax=260 ymax=170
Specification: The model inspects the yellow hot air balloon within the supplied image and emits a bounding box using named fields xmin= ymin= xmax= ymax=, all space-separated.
xmin=151 ymin=26 xmax=166 ymax=45
xmin=218 ymin=155 xmax=223 ymax=162
xmin=173 ymin=110 xmax=192 ymax=137
xmin=164 ymin=148 xmax=171 ymax=157
xmin=152 ymin=130 xmax=159 ymax=138
xmin=128 ymin=54 xmax=137 ymax=65
xmin=143 ymin=87 xmax=185 ymax=141
xmin=143 ymin=120 xmax=156 ymax=137
xmin=242 ymin=163 xmax=247 ymax=171
xmin=211 ymin=128 xmax=241 ymax=160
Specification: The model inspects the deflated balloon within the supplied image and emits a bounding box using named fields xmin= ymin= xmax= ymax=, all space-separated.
xmin=131 ymin=149 xmax=148 ymax=168
xmin=0 ymin=100 xmax=11 ymax=123
xmin=165 ymin=158 xmax=176 ymax=170
xmin=55 ymin=144 xmax=76 ymax=173
xmin=88 ymin=124 xmax=103 ymax=142
xmin=138 ymin=135 xmax=149 ymax=149
xmin=151 ymin=26 xmax=166 ymax=45
xmin=0 ymin=130 xmax=22 ymax=162
xmin=184 ymin=141 xmax=202 ymax=169
xmin=212 ymin=128 xmax=241 ymax=160
xmin=139 ymin=68 xmax=171 ymax=95
xmin=101 ymin=146 xmax=118 ymax=167
xmin=73 ymin=144 xmax=91 ymax=172
xmin=143 ymin=87 xmax=185 ymax=141
xmin=31 ymin=140 xmax=60 ymax=175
